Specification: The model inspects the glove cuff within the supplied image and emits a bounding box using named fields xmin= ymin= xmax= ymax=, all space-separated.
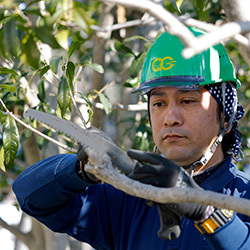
xmin=76 ymin=160 xmax=100 ymax=184
xmin=198 ymin=205 xmax=215 ymax=223
xmin=195 ymin=208 xmax=234 ymax=234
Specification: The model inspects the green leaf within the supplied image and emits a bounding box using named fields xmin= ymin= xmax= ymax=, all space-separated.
xmin=55 ymin=29 xmax=69 ymax=50
xmin=0 ymin=84 xmax=17 ymax=94
xmin=193 ymin=0 xmax=210 ymax=12
xmin=176 ymin=0 xmax=184 ymax=12
xmin=49 ymin=56 xmax=62 ymax=74
xmin=85 ymin=62 xmax=104 ymax=74
xmin=2 ymin=17 xmax=20 ymax=58
xmin=0 ymin=147 xmax=5 ymax=172
xmin=72 ymin=3 xmax=95 ymax=34
xmin=78 ymin=93 xmax=93 ymax=123
xmin=57 ymin=78 xmax=71 ymax=118
xmin=129 ymin=52 xmax=147 ymax=78
xmin=39 ymin=65 xmax=50 ymax=78
xmin=67 ymin=41 xmax=82 ymax=61
xmin=3 ymin=115 xmax=19 ymax=166
xmin=37 ymin=80 xmax=46 ymax=102
xmin=123 ymin=35 xmax=150 ymax=44
xmin=123 ymin=77 xmax=140 ymax=88
xmin=114 ymin=40 xmax=135 ymax=57
xmin=34 ymin=26 xmax=61 ymax=49
xmin=0 ymin=67 xmax=19 ymax=75
xmin=21 ymin=33 xmax=40 ymax=69
xmin=43 ymin=9 xmax=64 ymax=28
xmin=66 ymin=61 xmax=75 ymax=91
xmin=99 ymin=93 xmax=112 ymax=115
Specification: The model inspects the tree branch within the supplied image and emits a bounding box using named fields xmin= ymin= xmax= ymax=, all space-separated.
xmin=100 ymin=0 xmax=250 ymax=59
xmin=179 ymin=14 xmax=250 ymax=47
xmin=84 ymin=147 xmax=250 ymax=217
xmin=0 ymin=217 xmax=32 ymax=247
xmin=100 ymin=0 xmax=195 ymax=47
xmin=182 ymin=21 xmax=250 ymax=59
xmin=91 ymin=14 xmax=155 ymax=33
xmin=76 ymin=98 xmax=147 ymax=111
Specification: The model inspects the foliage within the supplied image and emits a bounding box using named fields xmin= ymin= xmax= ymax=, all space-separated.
xmin=0 ymin=0 xmax=249 ymax=187
xmin=0 ymin=0 xmax=249 ymax=249
xmin=0 ymin=0 xmax=152 ymax=188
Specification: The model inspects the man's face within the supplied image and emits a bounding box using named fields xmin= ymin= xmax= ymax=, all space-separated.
xmin=149 ymin=86 xmax=223 ymax=169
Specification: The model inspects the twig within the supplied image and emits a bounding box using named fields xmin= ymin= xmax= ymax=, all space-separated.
xmin=37 ymin=43 xmax=88 ymax=127
xmin=76 ymin=98 xmax=147 ymax=111
xmin=90 ymin=67 xmax=128 ymax=102
xmin=84 ymin=147 xmax=250 ymax=217
xmin=90 ymin=14 xmax=155 ymax=33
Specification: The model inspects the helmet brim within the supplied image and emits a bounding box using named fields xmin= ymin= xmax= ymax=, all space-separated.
xmin=133 ymin=75 xmax=204 ymax=94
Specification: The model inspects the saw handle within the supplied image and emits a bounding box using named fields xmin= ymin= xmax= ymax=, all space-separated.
xmin=157 ymin=204 xmax=181 ymax=240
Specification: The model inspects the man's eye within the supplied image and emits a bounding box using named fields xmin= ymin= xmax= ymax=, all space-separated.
xmin=182 ymin=100 xmax=194 ymax=104
xmin=153 ymin=102 xmax=163 ymax=107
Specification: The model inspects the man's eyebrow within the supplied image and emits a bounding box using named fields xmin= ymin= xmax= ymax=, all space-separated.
xmin=150 ymin=88 xmax=204 ymax=97
xmin=176 ymin=88 xmax=203 ymax=95
xmin=150 ymin=90 xmax=166 ymax=97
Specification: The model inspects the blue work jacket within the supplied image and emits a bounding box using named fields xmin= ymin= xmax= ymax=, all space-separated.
xmin=13 ymin=154 xmax=250 ymax=250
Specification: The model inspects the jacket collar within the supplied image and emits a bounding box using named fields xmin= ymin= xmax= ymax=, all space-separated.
xmin=196 ymin=155 xmax=236 ymax=192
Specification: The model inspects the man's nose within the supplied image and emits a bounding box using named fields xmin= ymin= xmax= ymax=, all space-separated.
xmin=163 ymin=103 xmax=183 ymax=127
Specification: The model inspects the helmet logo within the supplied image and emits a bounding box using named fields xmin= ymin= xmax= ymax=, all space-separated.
xmin=152 ymin=57 xmax=176 ymax=72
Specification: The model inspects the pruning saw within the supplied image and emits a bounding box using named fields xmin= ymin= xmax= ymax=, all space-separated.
xmin=23 ymin=109 xmax=135 ymax=175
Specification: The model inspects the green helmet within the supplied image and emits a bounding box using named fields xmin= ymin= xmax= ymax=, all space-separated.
xmin=136 ymin=27 xmax=241 ymax=93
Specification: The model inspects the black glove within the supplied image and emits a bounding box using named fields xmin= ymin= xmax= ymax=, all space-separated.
xmin=128 ymin=149 xmax=207 ymax=220
xmin=77 ymin=143 xmax=100 ymax=184
xmin=76 ymin=126 xmax=124 ymax=184
xmin=127 ymin=150 xmax=207 ymax=240
xmin=77 ymin=126 xmax=134 ymax=175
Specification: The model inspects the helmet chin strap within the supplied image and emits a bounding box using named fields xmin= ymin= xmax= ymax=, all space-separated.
xmin=186 ymin=82 xmax=237 ymax=176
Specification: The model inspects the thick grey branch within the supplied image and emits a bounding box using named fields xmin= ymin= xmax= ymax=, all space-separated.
xmin=182 ymin=21 xmax=250 ymax=59
xmin=100 ymin=0 xmax=250 ymax=59
xmin=100 ymin=0 xmax=195 ymax=47
xmin=180 ymin=15 xmax=250 ymax=47
xmin=84 ymin=148 xmax=250 ymax=217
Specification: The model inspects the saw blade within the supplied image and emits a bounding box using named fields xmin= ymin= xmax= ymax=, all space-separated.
xmin=23 ymin=109 xmax=134 ymax=174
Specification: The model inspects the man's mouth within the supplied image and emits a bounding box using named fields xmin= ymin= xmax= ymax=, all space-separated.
xmin=164 ymin=134 xmax=184 ymax=141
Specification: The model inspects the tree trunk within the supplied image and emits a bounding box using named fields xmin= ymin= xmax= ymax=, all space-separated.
xmin=91 ymin=3 xmax=115 ymax=129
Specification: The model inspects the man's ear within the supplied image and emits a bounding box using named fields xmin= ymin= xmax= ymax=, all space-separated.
xmin=224 ymin=121 xmax=232 ymax=134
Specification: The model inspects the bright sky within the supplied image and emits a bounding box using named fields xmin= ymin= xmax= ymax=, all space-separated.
xmin=0 ymin=204 xmax=29 ymax=250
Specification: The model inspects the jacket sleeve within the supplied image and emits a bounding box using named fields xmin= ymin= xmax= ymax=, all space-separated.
xmin=13 ymin=154 xmax=90 ymax=212
xmin=12 ymin=154 xmax=117 ymax=249
xmin=204 ymin=213 xmax=250 ymax=249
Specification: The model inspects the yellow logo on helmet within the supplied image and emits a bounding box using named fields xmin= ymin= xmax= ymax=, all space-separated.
xmin=152 ymin=57 xmax=176 ymax=72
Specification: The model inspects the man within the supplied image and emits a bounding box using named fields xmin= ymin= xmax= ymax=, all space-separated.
xmin=13 ymin=27 xmax=250 ymax=249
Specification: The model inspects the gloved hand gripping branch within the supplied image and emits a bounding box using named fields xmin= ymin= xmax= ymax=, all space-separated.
xmin=77 ymin=143 xmax=100 ymax=184
xmin=127 ymin=149 xmax=207 ymax=240
xmin=76 ymin=127 xmax=135 ymax=184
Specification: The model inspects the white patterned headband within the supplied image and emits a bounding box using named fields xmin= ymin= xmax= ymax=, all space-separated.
xmin=205 ymin=82 xmax=245 ymax=160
